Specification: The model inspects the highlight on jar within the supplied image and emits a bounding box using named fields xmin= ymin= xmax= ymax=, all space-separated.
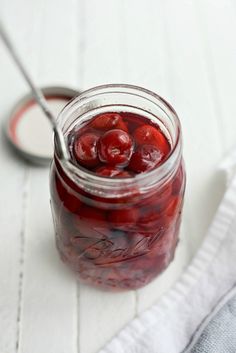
xmin=50 ymin=84 xmax=186 ymax=291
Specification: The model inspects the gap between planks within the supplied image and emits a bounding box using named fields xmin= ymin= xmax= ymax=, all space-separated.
xmin=15 ymin=167 xmax=30 ymax=352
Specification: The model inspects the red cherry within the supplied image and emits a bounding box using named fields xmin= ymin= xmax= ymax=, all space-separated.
xmin=139 ymin=183 xmax=174 ymax=217
xmin=165 ymin=197 xmax=181 ymax=218
xmin=90 ymin=113 xmax=128 ymax=132
xmin=63 ymin=193 xmax=81 ymax=214
xmin=77 ymin=205 xmax=106 ymax=223
xmin=138 ymin=208 xmax=166 ymax=231
xmin=96 ymin=166 xmax=131 ymax=178
xmin=54 ymin=173 xmax=81 ymax=213
xmin=74 ymin=205 xmax=109 ymax=238
xmin=73 ymin=133 xmax=100 ymax=167
xmin=128 ymin=144 xmax=163 ymax=173
xmin=134 ymin=124 xmax=170 ymax=155
xmin=108 ymin=208 xmax=139 ymax=230
xmin=98 ymin=129 xmax=133 ymax=166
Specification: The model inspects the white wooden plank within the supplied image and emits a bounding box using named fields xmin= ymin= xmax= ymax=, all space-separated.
xmin=159 ymin=0 xmax=225 ymax=253
xmin=19 ymin=169 xmax=77 ymax=353
xmin=1 ymin=1 xmax=235 ymax=352
xmin=133 ymin=0 xmax=225 ymax=312
xmin=1 ymin=0 xmax=80 ymax=352
xmin=79 ymin=285 xmax=136 ymax=353
xmin=122 ymin=0 xmax=170 ymax=96
xmin=0 ymin=95 xmax=26 ymax=353
xmin=0 ymin=3 xmax=36 ymax=352
xmin=194 ymin=0 xmax=236 ymax=151
xmin=78 ymin=1 xmax=136 ymax=352
xmin=118 ymin=0 xmax=190 ymax=313
xmin=35 ymin=0 xmax=80 ymax=88
xmin=80 ymin=0 xmax=127 ymax=88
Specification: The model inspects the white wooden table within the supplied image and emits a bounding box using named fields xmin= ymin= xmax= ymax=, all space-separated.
xmin=1 ymin=1 xmax=236 ymax=352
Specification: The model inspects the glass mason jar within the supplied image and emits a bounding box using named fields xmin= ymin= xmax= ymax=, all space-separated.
xmin=50 ymin=84 xmax=186 ymax=291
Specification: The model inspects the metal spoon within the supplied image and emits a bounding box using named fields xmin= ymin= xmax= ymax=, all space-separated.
xmin=0 ymin=21 xmax=70 ymax=161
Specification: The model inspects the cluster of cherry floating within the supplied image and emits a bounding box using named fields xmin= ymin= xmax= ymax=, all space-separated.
xmin=51 ymin=112 xmax=184 ymax=290
xmin=72 ymin=112 xmax=170 ymax=174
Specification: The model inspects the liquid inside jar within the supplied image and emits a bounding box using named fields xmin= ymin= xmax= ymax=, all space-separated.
xmin=50 ymin=111 xmax=185 ymax=290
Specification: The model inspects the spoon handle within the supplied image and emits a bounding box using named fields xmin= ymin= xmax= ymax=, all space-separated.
xmin=0 ymin=21 xmax=69 ymax=161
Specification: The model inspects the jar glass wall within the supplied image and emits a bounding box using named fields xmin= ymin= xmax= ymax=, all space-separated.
xmin=50 ymin=84 xmax=186 ymax=291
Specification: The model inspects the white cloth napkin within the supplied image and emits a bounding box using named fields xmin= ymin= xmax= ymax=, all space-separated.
xmin=99 ymin=147 xmax=236 ymax=353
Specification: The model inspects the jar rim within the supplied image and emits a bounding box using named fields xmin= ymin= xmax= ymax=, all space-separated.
xmin=56 ymin=83 xmax=182 ymax=194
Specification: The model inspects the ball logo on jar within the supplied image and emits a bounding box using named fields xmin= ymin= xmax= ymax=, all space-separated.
xmin=71 ymin=227 xmax=166 ymax=264
xmin=50 ymin=85 xmax=186 ymax=290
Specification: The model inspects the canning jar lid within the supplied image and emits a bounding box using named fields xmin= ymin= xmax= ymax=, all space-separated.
xmin=4 ymin=86 xmax=79 ymax=165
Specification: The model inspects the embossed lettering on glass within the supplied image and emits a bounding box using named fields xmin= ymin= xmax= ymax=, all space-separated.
xmin=50 ymin=84 xmax=186 ymax=291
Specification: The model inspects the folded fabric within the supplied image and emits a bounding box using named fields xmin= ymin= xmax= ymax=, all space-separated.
xmin=99 ymin=148 xmax=236 ymax=353
xmin=189 ymin=286 xmax=236 ymax=353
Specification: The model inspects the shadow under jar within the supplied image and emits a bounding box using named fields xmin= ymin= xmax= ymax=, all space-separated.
xmin=50 ymin=84 xmax=186 ymax=291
